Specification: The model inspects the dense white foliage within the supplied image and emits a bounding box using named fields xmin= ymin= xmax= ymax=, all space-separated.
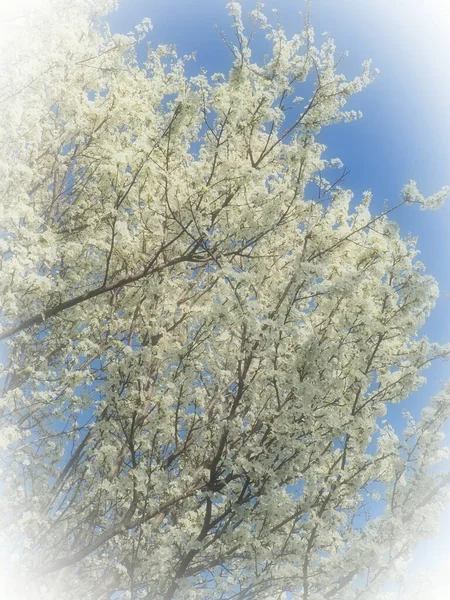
xmin=0 ymin=1 xmax=449 ymax=599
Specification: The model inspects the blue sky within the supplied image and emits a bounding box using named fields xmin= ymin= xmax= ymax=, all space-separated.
xmin=107 ymin=0 xmax=450 ymax=588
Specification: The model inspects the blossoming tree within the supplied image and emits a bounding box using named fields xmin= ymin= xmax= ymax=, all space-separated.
xmin=1 ymin=1 xmax=449 ymax=599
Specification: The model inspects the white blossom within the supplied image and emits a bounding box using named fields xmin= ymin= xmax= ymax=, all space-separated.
xmin=0 ymin=1 xmax=449 ymax=600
